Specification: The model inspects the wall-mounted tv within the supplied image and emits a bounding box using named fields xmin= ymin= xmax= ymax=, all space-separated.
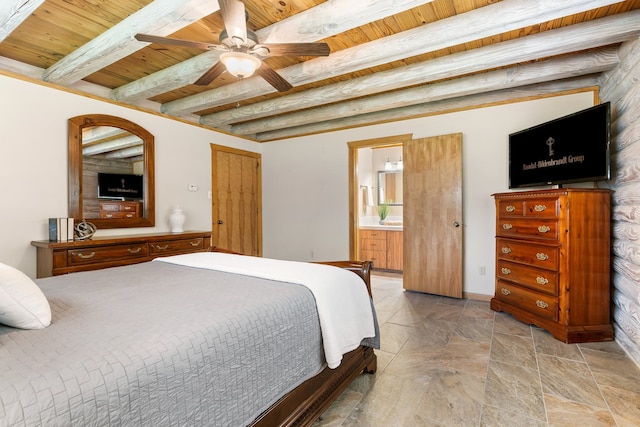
xmin=98 ymin=173 xmax=143 ymax=200
xmin=508 ymin=102 xmax=611 ymax=189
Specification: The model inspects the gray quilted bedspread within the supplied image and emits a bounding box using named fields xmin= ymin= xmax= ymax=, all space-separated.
xmin=0 ymin=261 xmax=333 ymax=426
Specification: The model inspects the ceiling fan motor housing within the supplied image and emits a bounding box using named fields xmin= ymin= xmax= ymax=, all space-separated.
xmin=219 ymin=28 xmax=259 ymax=48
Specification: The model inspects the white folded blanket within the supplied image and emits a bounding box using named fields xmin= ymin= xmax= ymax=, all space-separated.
xmin=154 ymin=252 xmax=375 ymax=368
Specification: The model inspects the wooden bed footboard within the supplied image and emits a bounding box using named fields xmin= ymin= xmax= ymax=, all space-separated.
xmin=209 ymin=250 xmax=378 ymax=426
xmin=230 ymin=258 xmax=377 ymax=427
xmin=250 ymin=345 xmax=377 ymax=427
xmin=251 ymin=259 xmax=377 ymax=427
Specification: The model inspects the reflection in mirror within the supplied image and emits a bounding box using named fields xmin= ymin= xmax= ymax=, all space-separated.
xmin=377 ymin=170 xmax=403 ymax=206
xmin=69 ymin=115 xmax=155 ymax=229
xmin=82 ymin=126 xmax=143 ymax=219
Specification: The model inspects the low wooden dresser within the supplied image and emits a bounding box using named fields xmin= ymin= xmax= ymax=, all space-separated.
xmin=31 ymin=231 xmax=212 ymax=278
xmin=490 ymin=189 xmax=612 ymax=343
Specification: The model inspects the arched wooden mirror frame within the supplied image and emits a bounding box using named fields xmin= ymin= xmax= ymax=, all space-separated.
xmin=68 ymin=114 xmax=155 ymax=229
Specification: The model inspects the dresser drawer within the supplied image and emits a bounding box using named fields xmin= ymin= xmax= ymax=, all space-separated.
xmin=100 ymin=211 xmax=139 ymax=219
xmin=497 ymin=260 xmax=558 ymax=295
xmin=68 ymin=243 xmax=149 ymax=266
xmin=497 ymin=199 xmax=524 ymax=217
xmin=149 ymin=237 xmax=205 ymax=255
xmin=360 ymin=229 xmax=386 ymax=240
xmin=361 ymin=238 xmax=387 ymax=251
xmin=497 ymin=218 xmax=559 ymax=241
xmin=495 ymin=281 xmax=558 ymax=321
xmin=99 ymin=203 xmax=121 ymax=212
xmin=360 ymin=249 xmax=386 ymax=268
xmin=523 ymin=198 xmax=559 ymax=218
xmin=496 ymin=238 xmax=558 ymax=270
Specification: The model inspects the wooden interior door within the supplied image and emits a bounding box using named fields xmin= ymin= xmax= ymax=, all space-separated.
xmin=403 ymin=133 xmax=463 ymax=297
xmin=211 ymin=144 xmax=262 ymax=256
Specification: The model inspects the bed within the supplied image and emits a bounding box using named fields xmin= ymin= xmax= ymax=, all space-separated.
xmin=0 ymin=252 xmax=378 ymax=426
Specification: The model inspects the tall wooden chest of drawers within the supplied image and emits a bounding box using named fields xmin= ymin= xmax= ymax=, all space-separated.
xmin=490 ymin=189 xmax=612 ymax=343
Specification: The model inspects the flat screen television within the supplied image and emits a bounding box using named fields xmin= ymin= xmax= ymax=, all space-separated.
xmin=508 ymin=102 xmax=611 ymax=189
xmin=97 ymin=173 xmax=143 ymax=200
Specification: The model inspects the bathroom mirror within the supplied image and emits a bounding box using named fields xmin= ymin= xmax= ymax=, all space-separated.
xmin=377 ymin=170 xmax=403 ymax=206
xmin=68 ymin=114 xmax=155 ymax=229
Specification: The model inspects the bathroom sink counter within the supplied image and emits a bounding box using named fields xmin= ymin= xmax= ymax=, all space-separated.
xmin=359 ymin=224 xmax=403 ymax=231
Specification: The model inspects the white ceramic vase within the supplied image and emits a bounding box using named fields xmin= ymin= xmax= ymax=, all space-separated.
xmin=169 ymin=205 xmax=186 ymax=233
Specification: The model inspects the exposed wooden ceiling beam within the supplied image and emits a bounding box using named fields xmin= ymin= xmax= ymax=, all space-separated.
xmin=42 ymin=0 xmax=221 ymax=86
xmin=110 ymin=0 xmax=434 ymax=102
xmin=202 ymin=11 xmax=640 ymax=128
xmin=83 ymin=135 xmax=143 ymax=156
xmin=0 ymin=0 xmax=45 ymax=42
xmin=105 ymin=146 xmax=144 ymax=159
xmin=233 ymin=47 xmax=619 ymax=136
xmin=161 ymin=0 xmax=623 ymax=116
xmin=255 ymin=76 xmax=601 ymax=141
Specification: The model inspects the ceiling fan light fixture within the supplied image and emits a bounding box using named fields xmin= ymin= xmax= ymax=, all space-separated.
xmin=220 ymin=51 xmax=261 ymax=78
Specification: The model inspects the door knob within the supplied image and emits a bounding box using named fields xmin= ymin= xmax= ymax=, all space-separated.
xmin=217 ymin=220 xmax=223 ymax=224
xmin=453 ymin=221 xmax=460 ymax=227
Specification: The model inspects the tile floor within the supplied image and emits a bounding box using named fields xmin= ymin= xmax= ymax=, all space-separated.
xmin=315 ymin=274 xmax=640 ymax=426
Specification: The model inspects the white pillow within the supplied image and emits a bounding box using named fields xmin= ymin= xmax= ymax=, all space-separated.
xmin=0 ymin=263 xmax=51 ymax=329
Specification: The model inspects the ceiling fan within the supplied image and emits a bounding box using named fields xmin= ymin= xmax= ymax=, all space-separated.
xmin=135 ymin=0 xmax=330 ymax=92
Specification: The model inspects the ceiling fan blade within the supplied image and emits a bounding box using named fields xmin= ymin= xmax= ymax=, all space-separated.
xmin=219 ymin=0 xmax=248 ymax=46
xmin=194 ymin=61 xmax=228 ymax=86
xmin=257 ymin=42 xmax=330 ymax=57
xmin=255 ymin=62 xmax=293 ymax=92
xmin=135 ymin=34 xmax=222 ymax=51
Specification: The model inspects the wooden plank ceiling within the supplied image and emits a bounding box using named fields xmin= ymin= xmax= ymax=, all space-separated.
xmin=1 ymin=0 xmax=640 ymax=141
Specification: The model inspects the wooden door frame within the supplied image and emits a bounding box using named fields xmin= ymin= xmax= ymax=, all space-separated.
xmin=211 ymin=143 xmax=263 ymax=256
xmin=348 ymin=134 xmax=412 ymax=260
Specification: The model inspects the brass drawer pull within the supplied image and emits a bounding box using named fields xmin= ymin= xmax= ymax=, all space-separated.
xmin=501 ymin=247 xmax=512 ymax=254
xmin=534 ymin=204 xmax=547 ymax=212
xmin=190 ymin=241 xmax=200 ymax=246
xmin=501 ymin=288 xmax=511 ymax=295
xmin=105 ymin=214 xmax=113 ymax=218
xmin=536 ymin=253 xmax=549 ymax=261
xmin=505 ymin=205 xmax=516 ymax=213
xmin=536 ymin=300 xmax=549 ymax=309
xmin=538 ymin=225 xmax=551 ymax=233
xmin=536 ymin=276 xmax=549 ymax=285
xmin=501 ymin=267 xmax=511 ymax=275
xmin=126 ymin=214 xmax=134 ymax=218
xmin=127 ymin=247 xmax=142 ymax=254
xmin=154 ymin=244 xmax=169 ymax=250
xmin=76 ymin=251 xmax=96 ymax=259
xmin=502 ymin=223 xmax=513 ymax=230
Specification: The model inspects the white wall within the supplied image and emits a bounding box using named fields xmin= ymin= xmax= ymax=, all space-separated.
xmin=262 ymin=92 xmax=595 ymax=296
xmin=0 ymin=74 xmax=258 ymax=277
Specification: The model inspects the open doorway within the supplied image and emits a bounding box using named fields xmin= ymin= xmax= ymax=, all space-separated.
xmin=348 ymin=133 xmax=464 ymax=298
xmin=348 ymin=134 xmax=411 ymax=274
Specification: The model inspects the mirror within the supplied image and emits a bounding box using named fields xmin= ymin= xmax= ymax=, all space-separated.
xmin=377 ymin=170 xmax=403 ymax=206
xmin=68 ymin=114 xmax=155 ymax=229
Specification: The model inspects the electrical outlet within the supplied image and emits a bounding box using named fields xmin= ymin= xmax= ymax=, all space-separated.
xmin=188 ymin=184 xmax=198 ymax=192
xmin=479 ymin=265 xmax=486 ymax=275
